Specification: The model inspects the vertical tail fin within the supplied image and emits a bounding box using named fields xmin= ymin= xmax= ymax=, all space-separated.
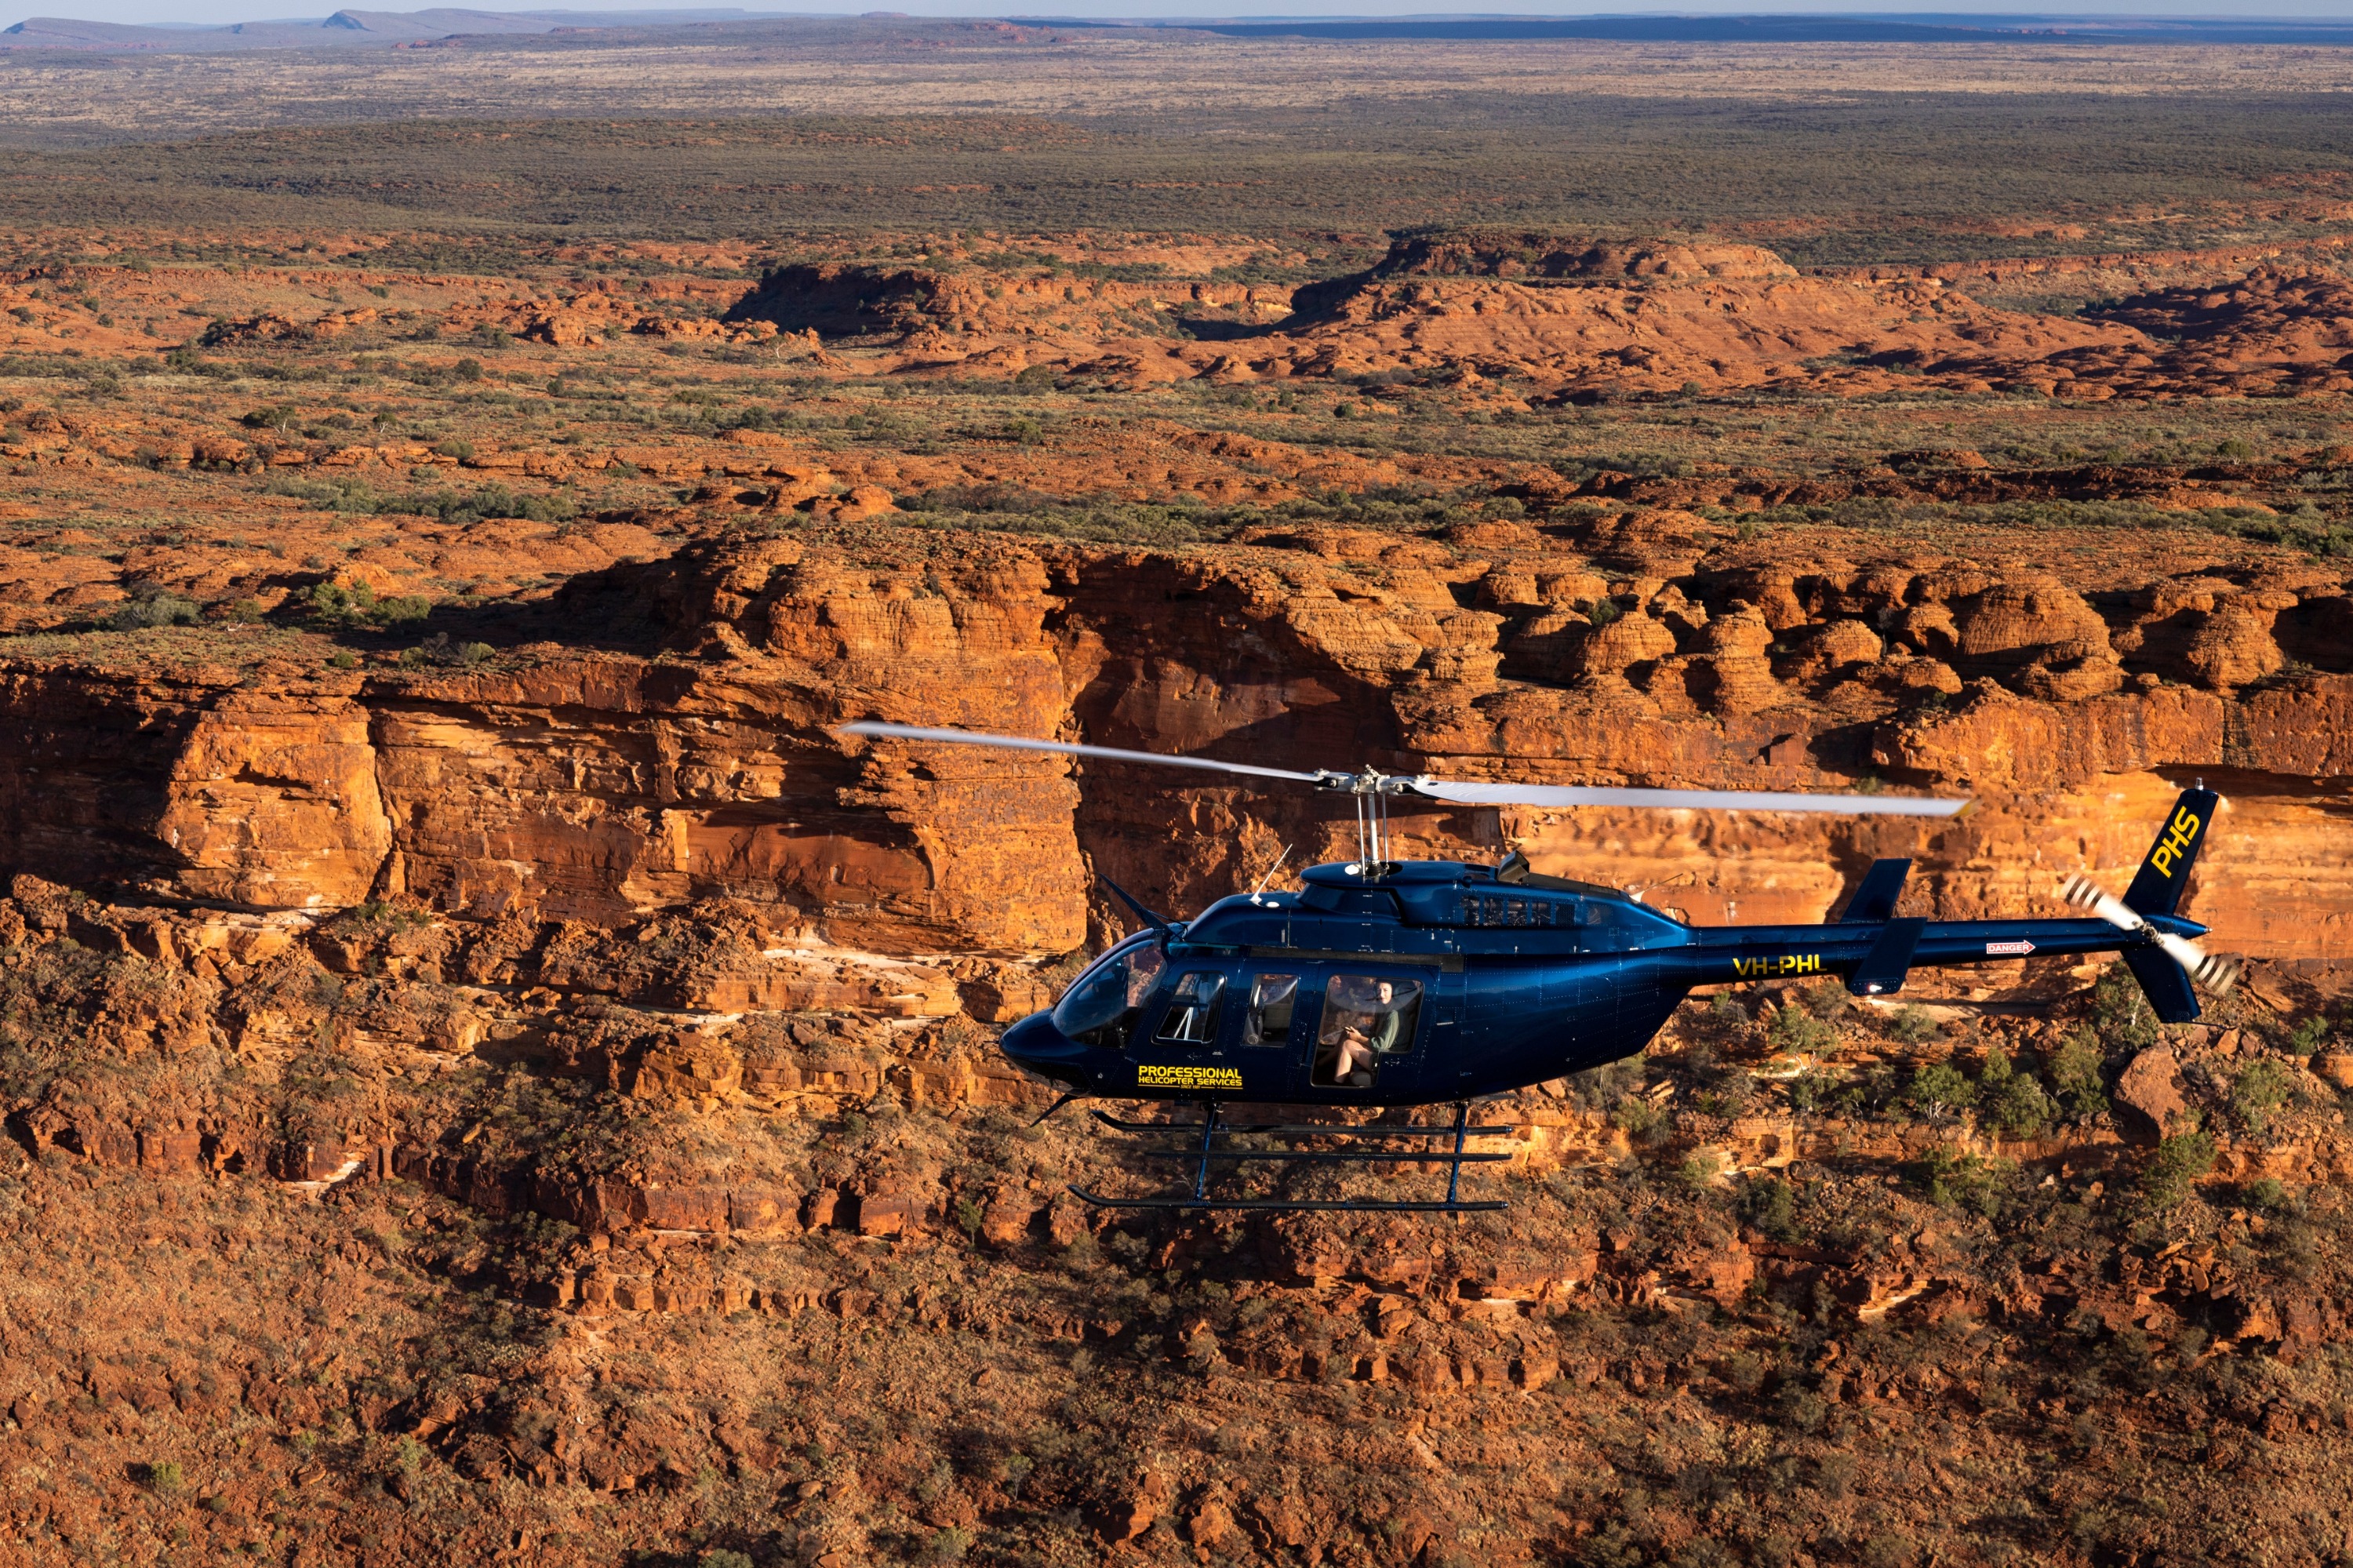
xmin=1835 ymin=858 xmax=1911 ymax=924
xmin=2122 ymin=788 xmax=2219 ymax=918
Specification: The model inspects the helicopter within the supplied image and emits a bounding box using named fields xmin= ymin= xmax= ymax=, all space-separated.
xmin=843 ymin=722 xmax=2238 ymax=1214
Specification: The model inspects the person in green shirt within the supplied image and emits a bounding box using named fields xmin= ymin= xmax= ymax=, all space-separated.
xmin=1332 ymin=980 xmax=1402 ymax=1084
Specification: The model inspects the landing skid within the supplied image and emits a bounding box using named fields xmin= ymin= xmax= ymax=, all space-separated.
xmin=1073 ymin=1100 xmax=1510 ymax=1214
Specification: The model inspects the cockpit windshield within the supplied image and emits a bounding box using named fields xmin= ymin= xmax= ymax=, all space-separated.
xmin=1050 ymin=934 xmax=1167 ymax=1050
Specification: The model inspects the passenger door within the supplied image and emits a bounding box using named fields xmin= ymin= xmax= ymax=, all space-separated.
xmin=1304 ymin=970 xmax=1428 ymax=1097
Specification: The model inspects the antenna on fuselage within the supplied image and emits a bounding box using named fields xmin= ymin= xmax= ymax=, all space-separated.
xmin=1247 ymin=845 xmax=1291 ymax=906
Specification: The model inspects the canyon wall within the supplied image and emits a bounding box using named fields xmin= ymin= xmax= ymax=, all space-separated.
xmin=4 ymin=515 xmax=2347 ymax=963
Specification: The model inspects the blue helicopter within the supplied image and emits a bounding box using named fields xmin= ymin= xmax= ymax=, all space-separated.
xmin=845 ymin=723 xmax=2238 ymax=1214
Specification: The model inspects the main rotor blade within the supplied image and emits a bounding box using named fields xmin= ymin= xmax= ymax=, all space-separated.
xmin=1408 ymin=780 xmax=1970 ymax=817
xmin=838 ymin=722 xmax=1325 ymax=784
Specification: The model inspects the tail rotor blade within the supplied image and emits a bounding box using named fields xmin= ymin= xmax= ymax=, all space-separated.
xmin=2063 ymin=873 xmax=2238 ymax=995
xmin=2062 ymin=873 xmax=2144 ymax=932
xmin=2152 ymin=930 xmax=2242 ymax=996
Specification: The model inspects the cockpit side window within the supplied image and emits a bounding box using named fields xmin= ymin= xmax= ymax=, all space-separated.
xmin=1154 ymin=971 xmax=1227 ymax=1046
xmin=1050 ymin=937 xmax=1167 ymax=1050
xmin=1240 ymin=973 xmax=1297 ymax=1046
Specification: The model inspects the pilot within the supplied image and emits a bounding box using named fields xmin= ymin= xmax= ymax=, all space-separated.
xmin=1333 ymin=980 xmax=1400 ymax=1084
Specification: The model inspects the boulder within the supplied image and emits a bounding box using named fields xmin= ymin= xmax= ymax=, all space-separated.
xmin=2115 ymin=1046 xmax=2187 ymax=1134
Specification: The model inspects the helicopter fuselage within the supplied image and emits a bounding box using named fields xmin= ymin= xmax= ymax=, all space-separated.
xmin=999 ymin=858 xmax=2206 ymax=1108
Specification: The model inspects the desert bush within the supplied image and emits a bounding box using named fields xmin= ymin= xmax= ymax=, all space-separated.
xmin=2285 ymin=1015 xmax=2333 ymax=1057
xmin=1913 ymin=1147 xmax=2006 ymax=1214
xmin=1977 ymin=1045 xmax=2053 ymax=1134
xmin=1739 ymin=1175 xmax=1800 ymax=1242
xmin=2091 ymin=965 xmax=2159 ymax=1053
xmin=305 ymin=580 xmax=431 ymax=630
xmin=1784 ymin=1068 xmax=1840 ymax=1115
xmin=1884 ymin=1005 xmax=1938 ymax=1046
xmin=104 ymin=583 xmax=202 ymax=631
xmin=1769 ymin=1004 xmax=1837 ymax=1057
xmin=2046 ymin=1028 xmax=2110 ymax=1119
xmin=398 ymin=632 xmax=493 ymax=668
xmin=1611 ymin=1097 xmax=1666 ymax=1144
xmin=1907 ymin=1062 xmax=1977 ymax=1118
xmin=2141 ymin=1130 xmax=2217 ymax=1210
xmin=2230 ymin=1058 xmax=2295 ymax=1135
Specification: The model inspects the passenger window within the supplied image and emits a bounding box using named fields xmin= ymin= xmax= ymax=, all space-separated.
xmin=1312 ymin=975 xmax=1424 ymax=1088
xmin=1241 ymin=973 xmax=1297 ymax=1046
xmin=1154 ymin=971 xmax=1226 ymax=1046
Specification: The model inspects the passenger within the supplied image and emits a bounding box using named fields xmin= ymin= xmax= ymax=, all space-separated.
xmin=1332 ymin=980 xmax=1401 ymax=1085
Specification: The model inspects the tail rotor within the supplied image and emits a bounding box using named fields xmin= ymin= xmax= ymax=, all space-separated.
xmin=2060 ymin=872 xmax=2241 ymax=996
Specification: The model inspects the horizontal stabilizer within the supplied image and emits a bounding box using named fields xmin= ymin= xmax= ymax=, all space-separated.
xmin=1847 ymin=916 xmax=1926 ymax=997
xmin=2123 ymin=788 xmax=2218 ymax=918
xmin=1837 ymin=858 xmax=1912 ymax=923
xmin=2121 ymin=944 xmax=2201 ymax=1024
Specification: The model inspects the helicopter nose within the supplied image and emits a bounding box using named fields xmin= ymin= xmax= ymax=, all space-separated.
xmin=1000 ymin=1010 xmax=1093 ymax=1090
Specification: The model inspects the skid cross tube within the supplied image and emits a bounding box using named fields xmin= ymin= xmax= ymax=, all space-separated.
xmin=1072 ymin=1100 xmax=1511 ymax=1213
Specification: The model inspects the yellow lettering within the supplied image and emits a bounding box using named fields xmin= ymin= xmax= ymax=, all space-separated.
xmin=1735 ymin=954 xmax=1820 ymax=978
xmin=1137 ymin=1064 xmax=1244 ymax=1090
xmin=2150 ymin=809 xmax=2201 ymax=879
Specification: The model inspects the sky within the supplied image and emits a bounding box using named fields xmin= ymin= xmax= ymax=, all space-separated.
xmin=16 ymin=2 xmax=2353 ymax=36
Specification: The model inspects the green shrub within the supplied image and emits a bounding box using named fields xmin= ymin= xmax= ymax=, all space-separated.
xmin=2141 ymin=1130 xmax=2216 ymax=1210
xmin=1912 ymin=1147 xmax=2006 ymax=1214
xmin=1784 ymin=1068 xmax=1840 ymax=1114
xmin=1907 ymin=1061 xmax=1977 ymax=1117
xmin=1738 ymin=1175 xmax=1799 ymax=1241
xmin=1799 ymin=980 xmax=1851 ymax=1020
xmin=1610 ymin=1097 xmax=1665 ymax=1143
xmin=2231 ymin=1058 xmax=2295 ymax=1135
xmin=2046 ymin=1028 xmax=2109 ymax=1119
xmin=398 ymin=633 xmax=492 ymax=668
xmin=1769 ymin=1005 xmax=1837 ymax=1057
xmin=2285 ymin=1016 xmax=2333 ymax=1057
xmin=1884 ymin=1005 xmax=1938 ymax=1046
xmin=2091 ymin=965 xmax=2158 ymax=1053
xmin=104 ymin=586 xmax=202 ymax=631
xmin=142 ymin=1459 xmax=184 ymax=1495
xmin=1982 ymin=1071 xmax=2055 ymax=1138
xmin=1671 ymin=1150 xmax=1728 ymax=1190
xmin=307 ymin=580 xmax=431 ymax=629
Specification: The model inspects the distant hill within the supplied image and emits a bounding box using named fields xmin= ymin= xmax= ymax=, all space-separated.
xmin=0 ymin=6 xmax=785 ymax=49
xmin=16 ymin=7 xmax=2353 ymax=53
xmin=1042 ymin=13 xmax=2353 ymax=46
